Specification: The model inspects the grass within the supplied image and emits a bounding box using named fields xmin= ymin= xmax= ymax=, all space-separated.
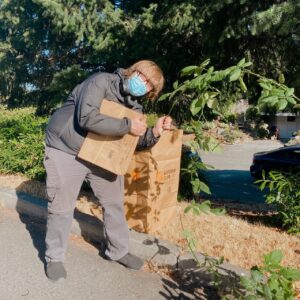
xmin=1 ymin=173 xmax=299 ymax=272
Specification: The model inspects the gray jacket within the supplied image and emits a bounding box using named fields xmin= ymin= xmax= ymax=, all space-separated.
xmin=45 ymin=69 xmax=159 ymax=156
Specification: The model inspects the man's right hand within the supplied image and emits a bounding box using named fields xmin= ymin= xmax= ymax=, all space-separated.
xmin=130 ymin=117 xmax=147 ymax=136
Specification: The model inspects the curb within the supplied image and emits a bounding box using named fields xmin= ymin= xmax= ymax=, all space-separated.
xmin=0 ymin=186 xmax=248 ymax=281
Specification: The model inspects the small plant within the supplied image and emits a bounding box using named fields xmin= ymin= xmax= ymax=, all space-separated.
xmin=238 ymin=250 xmax=300 ymax=300
xmin=181 ymin=200 xmax=226 ymax=288
xmin=257 ymin=170 xmax=300 ymax=234
xmin=182 ymin=201 xmax=300 ymax=299
xmin=179 ymin=120 xmax=221 ymax=199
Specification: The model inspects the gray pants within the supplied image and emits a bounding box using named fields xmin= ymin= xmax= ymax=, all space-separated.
xmin=43 ymin=146 xmax=129 ymax=262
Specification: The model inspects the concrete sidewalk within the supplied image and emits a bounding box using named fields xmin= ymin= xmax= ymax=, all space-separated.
xmin=0 ymin=186 xmax=248 ymax=300
xmin=0 ymin=207 xmax=193 ymax=300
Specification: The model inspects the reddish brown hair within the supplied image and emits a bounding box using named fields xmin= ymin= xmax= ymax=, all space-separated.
xmin=123 ymin=60 xmax=164 ymax=100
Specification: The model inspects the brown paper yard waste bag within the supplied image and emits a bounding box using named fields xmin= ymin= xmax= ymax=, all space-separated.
xmin=124 ymin=129 xmax=183 ymax=233
xmin=78 ymin=99 xmax=143 ymax=175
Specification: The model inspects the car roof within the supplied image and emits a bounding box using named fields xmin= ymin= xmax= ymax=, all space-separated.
xmin=265 ymin=144 xmax=300 ymax=155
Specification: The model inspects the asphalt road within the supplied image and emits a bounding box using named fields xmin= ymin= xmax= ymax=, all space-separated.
xmin=0 ymin=207 xmax=197 ymax=300
xmin=199 ymin=140 xmax=283 ymax=204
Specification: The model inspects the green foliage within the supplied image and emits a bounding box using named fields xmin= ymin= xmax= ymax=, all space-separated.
xmin=179 ymin=120 xmax=222 ymax=200
xmin=179 ymin=147 xmax=209 ymax=200
xmin=181 ymin=199 xmax=226 ymax=281
xmin=184 ymin=199 xmax=226 ymax=217
xmin=47 ymin=65 xmax=89 ymax=110
xmin=257 ymin=77 xmax=298 ymax=112
xmin=0 ymin=106 xmax=47 ymax=180
xmin=238 ymin=250 xmax=300 ymax=300
xmin=245 ymin=106 xmax=260 ymax=122
xmin=183 ymin=200 xmax=300 ymax=299
xmin=161 ymin=59 xmax=298 ymax=201
xmin=0 ymin=1 xmax=299 ymax=112
xmin=160 ymin=59 xmax=299 ymax=120
xmin=257 ymin=170 xmax=300 ymax=234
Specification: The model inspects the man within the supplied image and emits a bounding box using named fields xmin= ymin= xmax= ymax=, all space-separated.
xmin=44 ymin=60 xmax=171 ymax=281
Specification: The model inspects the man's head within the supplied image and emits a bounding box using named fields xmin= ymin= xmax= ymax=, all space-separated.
xmin=123 ymin=60 xmax=164 ymax=100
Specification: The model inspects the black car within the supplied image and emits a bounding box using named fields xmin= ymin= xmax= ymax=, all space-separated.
xmin=250 ymin=144 xmax=300 ymax=179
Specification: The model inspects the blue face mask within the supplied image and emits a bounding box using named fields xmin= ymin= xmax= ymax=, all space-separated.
xmin=127 ymin=74 xmax=148 ymax=97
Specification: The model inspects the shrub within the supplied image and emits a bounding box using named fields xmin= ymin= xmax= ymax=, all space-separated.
xmin=0 ymin=106 xmax=47 ymax=180
xmin=257 ymin=170 xmax=300 ymax=234
xmin=245 ymin=106 xmax=260 ymax=122
xmin=255 ymin=123 xmax=269 ymax=139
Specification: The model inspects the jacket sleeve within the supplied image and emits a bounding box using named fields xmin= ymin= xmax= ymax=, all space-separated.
xmin=136 ymin=127 xmax=160 ymax=151
xmin=76 ymin=77 xmax=131 ymax=136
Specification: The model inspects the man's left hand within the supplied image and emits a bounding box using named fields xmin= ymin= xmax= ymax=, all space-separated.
xmin=153 ymin=116 xmax=173 ymax=137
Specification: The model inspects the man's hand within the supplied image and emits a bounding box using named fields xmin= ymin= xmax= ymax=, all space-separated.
xmin=130 ymin=117 xmax=147 ymax=136
xmin=153 ymin=116 xmax=173 ymax=137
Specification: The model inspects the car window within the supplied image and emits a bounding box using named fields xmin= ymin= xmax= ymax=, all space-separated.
xmin=293 ymin=150 xmax=300 ymax=160
xmin=280 ymin=150 xmax=300 ymax=160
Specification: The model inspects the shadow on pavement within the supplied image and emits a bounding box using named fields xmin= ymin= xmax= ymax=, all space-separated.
xmin=159 ymin=276 xmax=219 ymax=300
xmin=15 ymin=195 xmax=47 ymax=266
xmin=158 ymin=256 xmax=245 ymax=300
xmin=201 ymin=169 xmax=265 ymax=204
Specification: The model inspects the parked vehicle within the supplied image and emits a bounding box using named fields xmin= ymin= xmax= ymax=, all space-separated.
xmin=250 ymin=144 xmax=300 ymax=179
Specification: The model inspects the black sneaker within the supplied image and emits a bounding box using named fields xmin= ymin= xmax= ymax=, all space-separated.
xmin=116 ymin=253 xmax=144 ymax=270
xmin=46 ymin=261 xmax=67 ymax=281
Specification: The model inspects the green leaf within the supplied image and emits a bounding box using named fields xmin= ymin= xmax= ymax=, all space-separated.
xmin=240 ymin=276 xmax=255 ymax=290
xmin=173 ymin=80 xmax=179 ymax=89
xmin=259 ymin=96 xmax=278 ymax=104
xmin=286 ymin=97 xmax=296 ymax=105
xmin=278 ymin=73 xmax=285 ymax=84
xmin=210 ymin=70 xmax=226 ymax=81
xmin=180 ymin=65 xmax=198 ymax=76
xmin=239 ymin=77 xmax=247 ymax=92
xmin=199 ymin=59 xmax=210 ymax=69
xmin=237 ymin=58 xmax=245 ymax=67
xmin=229 ymin=69 xmax=241 ymax=82
xmin=271 ymin=88 xmax=285 ymax=96
xmin=197 ymin=202 xmax=211 ymax=214
xmin=199 ymin=181 xmax=211 ymax=194
xmin=262 ymin=284 xmax=272 ymax=300
xmin=251 ymin=269 xmax=264 ymax=283
xmin=286 ymin=88 xmax=295 ymax=97
xmin=280 ymin=268 xmax=300 ymax=280
xmin=264 ymin=250 xmax=283 ymax=266
xmin=158 ymin=93 xmax=171 ymax=102
xmin=259 ymin=181 xmax=267 ymax=191
xmin=190 ymin=98 xmax=204 ymax=116
xmin=259 ymin=81 xmax=273 ymax=90
xmin=277 ymin=99 xmax=287 ymax=110
xmin=192 ymin=178 xmax=201 ymax=194
xmin=210 ymin=207 xmax=226 ymax=216
xmin=243 ymin=62 xmax=252 ymax=67
xmin=268 ymin=276 xmax=279 ymax=292
xmin=206 ymin=98 xmax=215 ymax=109
xmin=184 ymin=205 xmax=192 ymax=214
